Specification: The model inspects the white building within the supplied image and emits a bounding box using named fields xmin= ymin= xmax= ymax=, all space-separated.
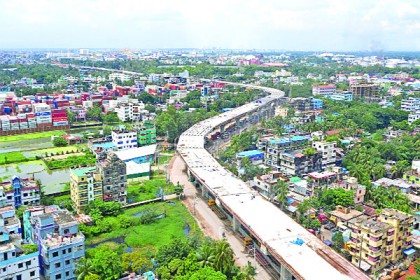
xmin=312 ymin=141 xmax=337 ymax=167
xmin=408 ymin=111 xmax=420 ymax=125
xmin=0 ymin=206 xmax=41 ymax=280
xmin=109 ymin=73 xmax=131 ymax=82
xmin=312 ymin=84 xmax=337 ymax=96
xmin=112 ymin=130 xmax=138 ymax=150
xmin=114 ymin=102 xmax=145 ymax=122
xmin=401 ymin=97 xmax=420 ymax=112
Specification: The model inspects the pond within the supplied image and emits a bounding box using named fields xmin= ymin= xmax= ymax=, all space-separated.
xmin=0 ymin=161 xmax=70 ymax=194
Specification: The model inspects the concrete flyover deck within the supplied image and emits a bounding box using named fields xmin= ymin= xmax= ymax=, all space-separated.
xmin=177 ymin=81 xmax=369 ymax=280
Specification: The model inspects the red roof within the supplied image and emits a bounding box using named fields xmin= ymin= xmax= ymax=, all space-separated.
xmin=398 ymin=264 xmax=417 ymax=280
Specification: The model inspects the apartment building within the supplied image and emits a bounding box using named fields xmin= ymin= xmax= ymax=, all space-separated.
xmin=350 ymin=83 xmax=380 ymax=100
xmin=257 ymin=136 xmax=309 ymax=167
xmin=328 ymin=92 xmax=353 ymax=101
xmin=289 ymin=97 xmax=311 ymax=111
xmin=347 ymin=209 xmax=414 ymax=272
xmin=312 ymin=84 xmax=336 ymax=96
xmin=137 ymin=122 xmax=156 ymax=147
xmin=25 ymin=207 xmax=85 ymax=280
xmin=96 ymin=151 xmax=127 ymax=204
xmin=70 ymin=167 xmax=103 ymax=213
xmin=252 ymin=171 xmax=285 ymax=200
xmin=278 ymin=150 xmax=322 ymax=176
xmin=0 ymin=206 xmax=40 ymax=280
xmin=312 ymin=141 xmax=337 ymax=167
xmin=311 ymin=98 xmax=323 ymax=110
xmin=109 ymin=73 xmax=131 ymax=82
xmin=112 ymin=129 xmax=138 ymax=150
xmin=0 ymin=176 xmax=40 ymax=208
xmin=401 ymin=97 xmax=420 ymax=112
xmin=114 ymin=102 xmax=145 ymax=122
xmin=408 ymin=111 xmax=420 ymax=125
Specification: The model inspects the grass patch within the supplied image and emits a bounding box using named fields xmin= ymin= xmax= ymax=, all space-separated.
xmin=0 ymin=130 xmax=66 ymax=143
xmin=44 ymin=152 xmax=96 ymax=170
xmin=85 ymin=201 xmax=197 ymax=250
xmin=23 ymin=144 xmax=87 ymax=158
xmin=127 ymin=178 xmax=174 ymax=203
xmin=154 ymin=155 xmax=173 ymax=165
xmin=0 ymin=151 xmax=35 ymax=165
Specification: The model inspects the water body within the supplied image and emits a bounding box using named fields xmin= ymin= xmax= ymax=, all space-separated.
xmin=0 ymin=161 xmax=70 ymax=194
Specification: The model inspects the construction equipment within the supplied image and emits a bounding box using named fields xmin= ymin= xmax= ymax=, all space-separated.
xmin=244 ymin=237 xmax=252 ymax=246
xmin=208 ymin=199 xmax=215 ymax=206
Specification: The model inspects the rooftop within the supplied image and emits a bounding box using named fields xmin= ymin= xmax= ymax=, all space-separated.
xmin=330 ymin=209 xmax=363 ymax=222
xmin=115 ymin=144 xmax=157 ymax=161
xmin=71 ymin=167 xmax=97 ymax=177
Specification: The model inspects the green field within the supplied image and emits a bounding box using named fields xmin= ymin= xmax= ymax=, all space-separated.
xmin=23 ymin=144 xmax=87 ymax=158
xmin=85 ymin=201 xmax=197 ymax=250
xmin=0 ymin=151 xmax=34 ymax=165
xmin=127 ymin=178 xmax=174 ymax=203
xmin=155 ymin=154 xmax=173 ymax=165
xmin=0 ymin=130 xmax=66 ymax=143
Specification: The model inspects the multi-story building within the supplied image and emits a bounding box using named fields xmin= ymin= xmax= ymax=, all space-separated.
xmin=312 ymin=141 xmax=337 ymax=167
xmin=109 ymin=73 xmax=131 ymax=82
xmin=408 ymin=111 xmax=420 ymax=125
xmin=401 ymin=97 xmax=420 ymax=112
xmin=257 ymin=136 xmax=309 ymax=164
xmin=114 ymin=102 xmax=145 ymax=122
xmin=347 ymin=209 xmax=414 ymax=272
xmin=96 ymin=151 xmax=127 ymax=204
xmin=137 ymin=122 xmax=156 ymax=147
xmin=112 ymin=129 xmax=138 ymax=150
xmin=350 ymin=83 xmax=380 ymax=101
xmin=0 ymin=206 xmax=40 ymax=280
xmin=312 ymin=84 xmax=336 ymax=96
xmin=289 ymin=97 xmax=311 ymax=111
xmin=0 ymin=176 xmax=40 ymax=208
xmin=328 ymin=91 xmax=353 ymax=101
xmin=70 ymin=167 xmax=102 ymax=213
xmin=310 ymin=98 xmax=323 ymax=110
xmin=251 ymin=171 xmax=286 ymax=200
xmin=278 ymin=150 xmax=322 ymax=176
xmin=25 ymin=207 xmax=85 ymax=280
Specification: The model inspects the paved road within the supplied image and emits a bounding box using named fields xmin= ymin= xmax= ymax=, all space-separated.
xmin=169 ymin=155 xmax=274 ymax=280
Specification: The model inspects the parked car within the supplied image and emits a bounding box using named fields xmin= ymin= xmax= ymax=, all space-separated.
xmin=324 ymin=222 xmax=336 ymax=231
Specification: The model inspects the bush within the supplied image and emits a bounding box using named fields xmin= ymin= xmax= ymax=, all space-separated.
xmin=53 ymin=137 xmax=68 ymax=147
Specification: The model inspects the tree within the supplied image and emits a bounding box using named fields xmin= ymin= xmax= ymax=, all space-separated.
xmin=122 ymin=251 xmax=153 ymax=274
xmin=87 ymin=105 xmax=103 ymax=122
xmin=66 ymin=109 xmax=77 ymax=124
xmin=213 ymin=240 xmax=235 ymax=275
xmin=332 ymin=232 xmax=344 ymax=252
xmin=90 ymin=246 xmax=124 ymax=280
xmin=75 ymin=258 xmax=95 ymax=280
xmin=53 ymin=137 xmax=68 ymax=147
xmin=196 ymin=245 xmax=215 ymax=268
xmin=156 ymin=238 xmax=192 ymax=266
xmin=103 ymin=112 xmax=120 ymax=125
xmin=235 ymin=264 xmax=257 ymax=280
xmin=189 ymin=267 xmax=227 ymax=280
xmin=274 ymin=180 xmax=289 ymax=209
xmin=139 ymin=92 xmax=156 ymax=104
xmin=22 ymin=244 xmax=38 ymax=254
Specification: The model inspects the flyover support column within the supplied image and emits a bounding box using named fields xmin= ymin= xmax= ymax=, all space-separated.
xmin=280 ymin=264 xmax=292 ymax=280
xmin=201 ymin=184 xmax=208 ymax=199
xmin=232 ymin=216 xmax=240 ymax=232
xmin=220 ymin=124 xmax=225 ymax=134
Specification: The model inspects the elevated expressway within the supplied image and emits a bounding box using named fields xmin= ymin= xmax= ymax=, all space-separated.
xmin=177 ymin=82 xmax=368 ymax=280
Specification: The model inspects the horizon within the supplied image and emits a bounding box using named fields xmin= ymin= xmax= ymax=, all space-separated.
xmin=0 ymin=0 xmax=419 ymax=51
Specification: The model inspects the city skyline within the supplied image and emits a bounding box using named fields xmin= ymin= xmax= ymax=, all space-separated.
xmin=0 ymin=0 xmax=419 ymax=51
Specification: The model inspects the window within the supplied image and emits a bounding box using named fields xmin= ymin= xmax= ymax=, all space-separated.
xmin=65 ymin=271 xmax=70 ymax=277
xmin=16 ymin=275 xmax=21 ymax=280
xmin=65 ymin=260 xmax=70 ymax=265
xmin=52 ymin=252 xmax=59 ymax=258
xmin=62 ymin=250 xmax=66 ymax=254
xmin=55 ymin=262 xmax=61 ymax=268
xmin=30 ymin=271 xmax=35 ymax=277
xmin=56 ymin=273 xmax=62 ymax=280
xmin=68 ymin=248 xmax=72 ymax=253
xmin=18 ymin=263 xmax=23 ymax=268
xmin=26 ymin=261 xmax=31 ymax=266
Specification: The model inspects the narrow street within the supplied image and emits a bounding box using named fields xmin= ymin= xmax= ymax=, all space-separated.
xmin=169 ymin=155 xmax=274 ymax=280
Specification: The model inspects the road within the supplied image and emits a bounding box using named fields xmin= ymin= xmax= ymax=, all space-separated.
xmin=169 ymin=155 xmax=274 ymax=280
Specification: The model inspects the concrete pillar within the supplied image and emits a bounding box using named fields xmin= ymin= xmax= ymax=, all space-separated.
xmin=201 ymin=185 xmax=208 ymax=199
xmin=280 ymin=264 xmax=292 ymax=280
xmin=232 ymin=216 xmax=240 ymax=232
xmin=220 ymin=124 xmax=225 ymax=133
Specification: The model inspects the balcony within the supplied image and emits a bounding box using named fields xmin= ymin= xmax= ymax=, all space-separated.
xmin=387 ymin=231 xmax=395 ymax=236
xmin=369 ymin=246 xmax=380 ymax=252
xmin=385 ymin=250 xmax=393 ymax=256
xmin=370 ymin=236 xmax=381 ymax=242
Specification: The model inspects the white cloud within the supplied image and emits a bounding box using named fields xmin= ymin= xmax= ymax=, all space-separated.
xmin=0 ymin=0 xmax=418 ymax=50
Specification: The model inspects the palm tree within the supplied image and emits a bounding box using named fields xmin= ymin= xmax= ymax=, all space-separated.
xmin=213 ymin=240 xmax=235 ymax=274
xmin=236 ymin=264 xmax=257 ymax=280
xmin=196 ymin=245 xmax=215 ymax=268
xmin=371 ymin=164 xmax=386 ymax=181
xmin=273 ymin=180 xmax=289 ymax=210
xmin=391 ymin=160 xmax=409 ymax=178
xmin=75 ymin=258 xmax=94 ymax=280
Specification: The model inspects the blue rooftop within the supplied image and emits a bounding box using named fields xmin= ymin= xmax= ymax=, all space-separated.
xmin=237 ymin=150 xmax=264 ymax=157
xmin=93 ymin=142 xmax=116 ymax=149
xmin=268 ymin=136 xmax=309 ymax=144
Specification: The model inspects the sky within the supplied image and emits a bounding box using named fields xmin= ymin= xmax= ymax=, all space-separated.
xmin=0 ymin=0 xmax=419 ymax=51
